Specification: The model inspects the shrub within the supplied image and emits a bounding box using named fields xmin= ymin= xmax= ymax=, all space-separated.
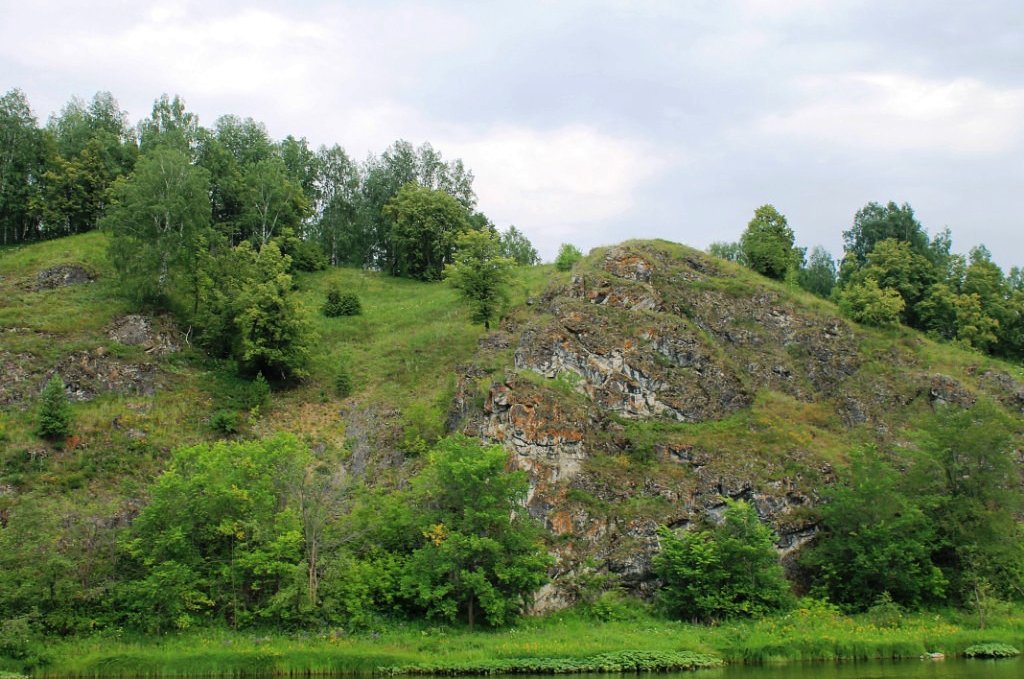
xmin=654 ymin=499 xmax=792 ymax=621
xmin=322 ymin=287 xmax=362 ymax=317
xmin=964 ymin=643 xmax=1020 ymax=658
xmin=210 ymin=409 xmax=240 ymax=435
xmin=555 ymin=243 xmax=583 ymax=271
xmin=865 ymin=591 xmax=905 ymax=628
xmin=285 ymin=237 xmax=328 ymax=272
xmin=239 ymin=372 xmax=271 ymax=411
xmin=35 ymin=374 xmax=72 ymax=441
xmin=838 ymin=277 xmax=905 ymax=327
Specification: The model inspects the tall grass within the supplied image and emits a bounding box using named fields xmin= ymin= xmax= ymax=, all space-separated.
xmin=32 ymin=605 xmax=1024 ymax=677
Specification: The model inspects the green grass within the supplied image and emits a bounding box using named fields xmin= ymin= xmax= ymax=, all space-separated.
xmin=0 ymin=233 xmax=549 ymax=491
xmin=29 ymin=605 xmax=1024 ymax=677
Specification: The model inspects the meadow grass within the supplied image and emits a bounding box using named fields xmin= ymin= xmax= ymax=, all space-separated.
xmin=31 ymin=606 xmax=1024 ymax=677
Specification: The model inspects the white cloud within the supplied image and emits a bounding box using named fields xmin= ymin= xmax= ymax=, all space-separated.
xmin=758 ymin=72 xmax=1024 ymax=154
xmin=442 ymin=125 xmax=673 ymax=255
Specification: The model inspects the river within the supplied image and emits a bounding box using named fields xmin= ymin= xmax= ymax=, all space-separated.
xmin=710 ymin=656 xmax=1024 ymax=678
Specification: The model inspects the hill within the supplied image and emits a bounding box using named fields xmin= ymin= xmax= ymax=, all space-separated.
xmin=1 ymin=234 xmax=1022 ymax=621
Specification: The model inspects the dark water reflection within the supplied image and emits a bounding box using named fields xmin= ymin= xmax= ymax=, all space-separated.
xmin=711 ymin=656 xmax=1023 ymax=678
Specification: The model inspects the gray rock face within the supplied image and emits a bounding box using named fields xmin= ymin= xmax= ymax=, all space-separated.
xmin=34 ymin=264 xmax=94 ymax=290
xmin=473 ymin=243 xmax=863 ymax=605
xmin=108 ymin=315 xmax=181 ymax=355
xmin=53 ymin=349 xmax=159 ymax=401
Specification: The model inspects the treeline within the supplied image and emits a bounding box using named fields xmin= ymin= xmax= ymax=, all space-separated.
xmin=710 ymin=202 xmax=1024 ymax=361
xmin=0 ymin=89 xmax=539 ymax=380
xmin=0 ymin=89 xmax=537 ymax=268
xmin=0 ymin=433 xmax=550 ymax=645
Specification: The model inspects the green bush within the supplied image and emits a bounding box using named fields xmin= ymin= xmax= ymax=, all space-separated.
xmin=240 ymin=372 xmax=271 ymax=411
xmin=0 ymin=614 xmax=48 ymax=668
xmin=35 ymin=374 xmax=72 ymax=441
xmin=210 ymin=409 xmax=240 ymax=435
xmin=555 ymin=243 xmax=583 ymax=272
xmin=838 ymin=277 xmax=904 ymax=327
xmin=584 ymin=590 xmax=647 ymax=622
xmin=322 ymin=288 xmax=362 ymax=317
xmin=865 ymin=591 xmax=905 ymax=628
xmin=964 ymin=643 xmax=1020 ymax=658
xmin=654 ymin=499 xmax=793 ymax=621
xmin=284 ymin=237 xmax=328 ymax=272
xmin=383 ymin=651 xmax=723 ymax=675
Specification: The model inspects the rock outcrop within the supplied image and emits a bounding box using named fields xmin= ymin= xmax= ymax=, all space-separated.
xmin=462 ymin=241 xmax=1013 ymax=606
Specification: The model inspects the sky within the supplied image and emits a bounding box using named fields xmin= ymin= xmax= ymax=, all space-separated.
xmin=2 ymin=0 xmax=1022 ymax=267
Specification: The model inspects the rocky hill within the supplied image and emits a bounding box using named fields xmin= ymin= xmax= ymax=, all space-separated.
xmin=454 ymin=240 xmax=1024 ymax=609
xmin=1 ymin=235 xmax=1022 ymax=613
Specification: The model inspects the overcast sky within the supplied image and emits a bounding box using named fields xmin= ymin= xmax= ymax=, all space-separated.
xmin=2 ymin=0 xmax=1021 ymax=267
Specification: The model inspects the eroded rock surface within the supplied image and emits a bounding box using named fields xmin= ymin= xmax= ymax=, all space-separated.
xmin=472 ymin=243 xmax=867 ymax=605
xmin=108 ymin=314 xmax=181 ymax=355
xmin=34 ymin=264 xmax=94 ymax=290
xmin=54 ymin=349 xmax=159 ymax=401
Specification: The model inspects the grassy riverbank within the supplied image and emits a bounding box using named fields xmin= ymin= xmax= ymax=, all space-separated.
xmin=10 ymin=604 xmax=1024 ymax=677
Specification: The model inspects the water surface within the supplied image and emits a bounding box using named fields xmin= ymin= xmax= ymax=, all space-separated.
xmin=712 ymin=656 xmax=1023 ymax=678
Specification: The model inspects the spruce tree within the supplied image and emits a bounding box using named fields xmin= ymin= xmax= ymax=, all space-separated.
xmin=36 ymin=374 xmax=72 ymax=440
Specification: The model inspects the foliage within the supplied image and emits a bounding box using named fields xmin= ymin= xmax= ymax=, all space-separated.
xmin=241 ymin=372 xmax=271 ymax=411
xmin=37 ymin=92 xmax=136 ymax=238
xmin=102 ymin=146 xmax=211 ymax=309
xmin=798 ymin=245 xmax=837 ymax=298
xmin=837 ymin=276 xmax=905 ymax=327
xmin=0 ymin=615 xmax=41 ymax=662
xmin=739 ymin=205 xmax=798 ymax=280
xmin=963 ymin=643 xmax=1020 ymax=658
xmin=444 ymin=229 xmax=514 ymax=328
xmin=137 ymin=94 xmax=200 ymax=155
xmin=208 ymin=409 xmax=240 ymax=435
xmin=654 ymin=499 xmax=792 ymax=621
xmin=360 ymin=140 xmax=476 ymax=272
xmin=850 ymin=239 xmax=936 ymax=325
xmin=399 ymin=434 xmax=552 ymax=627
xmin=384 ymin=650 xmax=723 ymax=675
xmin=801 ymin=447 xmax=946 ymax=610
xmin=707 ymin=241 xmax=744 ymax=264
xmin=0 ymin=89 xmax=48 ymax=245
xmin=913 ymin=401 xmax=1024 ymax=601
xmin=278 ymin=230 xmax=328 ymax=272
xmin=35 ymin=374 xmax=71 ymax=441
xmin=499 ymin=225 xmax=540 ymax=265
xmin=554 ymin=243 xmax=583 ymax=271
xmin=311 ymin=144 xmax=361 ymax=266
xmin=233 ymin=242 xmax=316 ymax=381
xmin=118 ymin=435 xmax=310 ymax=632
xmin=239 ymin=157 xmax=309 ymax=247
xmin=383 ymin=183 xmax=472 ymax=281
xmin=322 ymin=286 xmax=361 ymax=317
xmin=842 ymin=201 xmax=931 ymax=270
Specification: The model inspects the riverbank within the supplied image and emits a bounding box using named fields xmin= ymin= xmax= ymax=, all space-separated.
xmin=11 ymin=605 xmax=1024 ymax=677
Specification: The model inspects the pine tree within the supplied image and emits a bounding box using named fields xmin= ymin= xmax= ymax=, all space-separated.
xmin=36 ymin=374 xmax=72 ymax=440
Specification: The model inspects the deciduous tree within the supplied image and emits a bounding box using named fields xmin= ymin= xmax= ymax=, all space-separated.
xmin=654 ymin=500 xmax=791 ymax=621
xmin=382 ymin=182 xmax=471 ymax=280
xmin=739 ymin=204 xmax=797 ymax=280
xmin=444 ymin=229 xmax=514 ymax=328
xmin=400 ymin=435 xmax=551 ymax=628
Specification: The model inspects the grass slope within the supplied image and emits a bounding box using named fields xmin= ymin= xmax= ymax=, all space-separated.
xmin=0 ymin=232 xmax=549 ymax=496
